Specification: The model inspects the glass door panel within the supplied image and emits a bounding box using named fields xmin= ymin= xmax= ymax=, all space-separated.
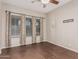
xmin=25 ymin=17 xmax=32 ymax=44
xmin=10 ymin=15 xmax=21 ymax=47
xmin=36 ymin=18 xmax=41 ymax=43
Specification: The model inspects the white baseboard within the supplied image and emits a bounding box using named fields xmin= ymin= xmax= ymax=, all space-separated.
xmin=47 ymin=41 xmax=78 ymax=53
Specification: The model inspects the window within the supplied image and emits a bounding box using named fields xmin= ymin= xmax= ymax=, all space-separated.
xmin=11 ymin=15 xmax=21 ymax=37
xmin=26 ymin=17 xmax=32 ymax=36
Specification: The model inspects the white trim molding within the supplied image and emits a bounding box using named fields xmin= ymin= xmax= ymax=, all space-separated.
xmin=0 ymin=49 xmax=1 ymax=54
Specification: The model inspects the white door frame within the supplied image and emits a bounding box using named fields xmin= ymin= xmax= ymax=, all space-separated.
xmin=0 ymin=49 xmax=2 ymax=54
xmin=5 ymin=11 xmax=44 ymax=48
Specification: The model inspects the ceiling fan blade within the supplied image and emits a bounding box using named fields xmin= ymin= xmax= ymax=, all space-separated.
xmin=32 ymin=0 xmax=41 ymax=3
xmin=49 ymin=0 xmax=59 ymax=4
xmin=43 ymin=4 xmax=47 ymax=8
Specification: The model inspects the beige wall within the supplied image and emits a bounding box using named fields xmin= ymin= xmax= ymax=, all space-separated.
xmin=47 ymin=0 xmax=78 ymax=52
xmin=0 ymin=0 xmax=2 ymax=54
xmin=1 ymin=3 xmax=46 ymax=49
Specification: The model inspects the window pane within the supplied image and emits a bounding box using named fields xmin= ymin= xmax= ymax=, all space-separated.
xmin=11 ymin=15 xmax=21 ymax=37
xmin=26 ymin=17 xmax=32 ymax=36
xmin=36 ymin=18 xmax=40 ymax=35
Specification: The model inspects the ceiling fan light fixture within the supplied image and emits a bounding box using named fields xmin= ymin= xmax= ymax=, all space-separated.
xmin=41 ymin=0 xmax=49 ymax=4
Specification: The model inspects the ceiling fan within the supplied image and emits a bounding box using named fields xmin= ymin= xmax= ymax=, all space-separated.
xmin=31 ymin=0 xmax=59 ymax=8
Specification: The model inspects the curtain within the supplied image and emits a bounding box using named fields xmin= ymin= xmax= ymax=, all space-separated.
xmin=20 ymin=16 xmax=26 ymax=45
xmin=40 ymin=17 xmax=43 ymax=42
xmin=32 ymin=16 xmax=36 ymax=43
xmin=5 ymin=11 xmax=11 ymax=48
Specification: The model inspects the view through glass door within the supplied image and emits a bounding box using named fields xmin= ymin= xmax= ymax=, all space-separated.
xmin=25 ymin=16 xmax=32 ymax=44
xmin=8 ymin=13 xmax=42 ymax=47
xmin=10 ymin=14 xmax=21 ymax=47
xmin=36 ymin=18 xmax=41 ymax=43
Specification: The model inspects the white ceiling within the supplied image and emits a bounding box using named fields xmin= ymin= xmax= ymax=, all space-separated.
xmin=2 ymin=0 xmax=72 ymax=13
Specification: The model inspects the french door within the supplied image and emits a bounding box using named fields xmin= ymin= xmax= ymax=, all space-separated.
xmin=25 ymin=16 xmax=32 ymax=45
xmin=6 ymin=12 xmax=43 ymax=48
xmin=36 ymin=18 xmax=41 ymax=43
xmin=10 ymin=14 xmax=22 ymax=47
